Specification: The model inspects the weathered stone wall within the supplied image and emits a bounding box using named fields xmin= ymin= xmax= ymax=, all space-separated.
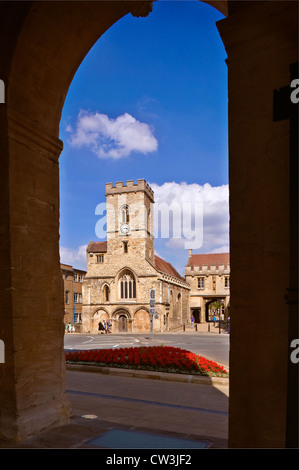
xmin=82 ymin=273 xmax=190 ymax=334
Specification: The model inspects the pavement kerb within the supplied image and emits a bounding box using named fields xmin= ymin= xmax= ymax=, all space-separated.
xmin=66 ymin=363 xmax=229 ymax=387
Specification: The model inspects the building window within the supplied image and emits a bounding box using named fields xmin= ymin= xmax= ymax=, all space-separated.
xmin=123 ymin=241 xmax=128 ymax=253
xmin=74 ymin=273 xmax=78 ymax=282
xmin=96 ymin=254 xmax=104 ymax=263
xmin=65 ymin=290 xmax=69 ymax=304
xmin=120 ymin=272 xmax=136 ymax=299
xmin=104 ymin=285 xmax=109 ymax=302
xmin=121 ymin=204 xmax=130 ymax=224
xmin=225 ymin=276 xmax=230 ymax=288
xmin=197 ymin=277 xmax=205 ymax=289
xmin=177 ymin=293 xmax=181 ymax=315
xmin=147 ymin=208 xmax=151 ymax=233
xmin=74 ymin=313 xmax=82 ymax=324
xmin=74 ymin=293 xmax=82 ymax=303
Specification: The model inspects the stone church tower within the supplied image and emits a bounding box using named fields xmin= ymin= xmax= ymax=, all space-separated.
xmin=82 ymin=179 xmax=190 ymax=334
xmin=105 ymin=179 xmax=155 ymax=266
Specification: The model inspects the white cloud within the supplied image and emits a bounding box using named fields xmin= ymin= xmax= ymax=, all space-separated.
xmin=66 ymin=110 xmax=158 ymax=159
xmin=150 ymin=181 xmax=229 ymax=253
xmin=60 ymin=244 xmax=88 ymax=271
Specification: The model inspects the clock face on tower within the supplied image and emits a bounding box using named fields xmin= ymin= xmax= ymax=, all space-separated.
xmin=120 ymin=224 xmax=129 ymax=234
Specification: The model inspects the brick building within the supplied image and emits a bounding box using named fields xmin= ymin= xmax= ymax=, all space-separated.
xmin=61 ymin=264 xmax=86 ymax=329
xmin=82 ymin=180 xmax=190 ymax=334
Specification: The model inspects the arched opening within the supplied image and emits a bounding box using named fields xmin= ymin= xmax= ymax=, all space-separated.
xmin=112 ymin=307 xmax=132 ymax=333
xmin=103 ymin=284 xmax=110 ymax=302
xmin=118 ymin=314 xmax=128 ymax=333
xmin=205 ymin=299 xmax=225 ymax=322
xmin=0 ymin=0 xmax=297 ymax=449
xmin=92 ymin=308 xmax=109 ymax=334
xmin=120 ymin=205 xmax=130 ymax=225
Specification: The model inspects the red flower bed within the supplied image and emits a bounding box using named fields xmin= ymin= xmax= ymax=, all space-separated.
xmin=65 ymin=346 xmax=228 ymax=377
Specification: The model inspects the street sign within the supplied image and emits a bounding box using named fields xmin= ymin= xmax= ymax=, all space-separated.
xmin=150 ymin=289 xmax=155 ymax=300
xmin=149 ymin=289 xmax=156 ymax=335
xmin=149 ymin=289 xmax=155 ymax=314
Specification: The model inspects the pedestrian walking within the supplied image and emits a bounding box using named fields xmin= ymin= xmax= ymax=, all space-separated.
xmin=98 ymin=321 xmax=105 ymax=334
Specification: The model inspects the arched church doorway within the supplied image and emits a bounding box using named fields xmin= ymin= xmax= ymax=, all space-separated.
xmin=118 ymin=314 xmax=128 ymax=333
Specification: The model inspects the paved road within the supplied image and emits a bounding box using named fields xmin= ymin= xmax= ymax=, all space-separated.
xmin=64 ymin=332 xmax=229 ymax=368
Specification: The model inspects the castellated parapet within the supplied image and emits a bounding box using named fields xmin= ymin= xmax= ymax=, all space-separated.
xmin=185 ymin=263 xmax=230 ymax=275
xmin=105 ymin=179 xmax=154 ymax=203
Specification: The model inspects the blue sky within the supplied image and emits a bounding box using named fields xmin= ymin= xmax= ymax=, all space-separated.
xmin=59 ymin=0 xmax=229 ymax=275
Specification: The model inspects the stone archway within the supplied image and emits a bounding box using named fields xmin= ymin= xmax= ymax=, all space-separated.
xmin=118 ymin=314 xmax=128 ymax=333
xmin=92 ymin=309 xmax=109 ymax=334
xmin=205 ymin=299 xmax=225 ymax=322
xmin=0 ymin=0 xmax=297 ymax=448
xmin=0 ymin=1 xmax=155 ymax=441
xmin=112 ymin=308 xmax=132 ymax=333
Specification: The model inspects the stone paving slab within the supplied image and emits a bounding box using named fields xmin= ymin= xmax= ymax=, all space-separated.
xmin=0 ymin=368 xmax=229 ymax=449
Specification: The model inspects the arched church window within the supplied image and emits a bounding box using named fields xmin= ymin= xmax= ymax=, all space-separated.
xmin=147 ymin=208 xmax=151 ymax=233
xmin=121 ymin=205 xmax=130 ymax=224
xmin=119 ymin=272 xmax=136 ymax=299
xmin=103 ymin=285 xmax=109 ymax=302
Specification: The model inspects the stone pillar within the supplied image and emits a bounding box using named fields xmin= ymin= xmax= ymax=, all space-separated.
xmin=217 ymin=2 xmax=298 ymax=447
xmin=0 ymin=109 xmax=71 ymax=441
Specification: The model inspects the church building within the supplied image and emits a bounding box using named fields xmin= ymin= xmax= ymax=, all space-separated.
xmin=81 ymin=179 xmax=190 ymax=334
